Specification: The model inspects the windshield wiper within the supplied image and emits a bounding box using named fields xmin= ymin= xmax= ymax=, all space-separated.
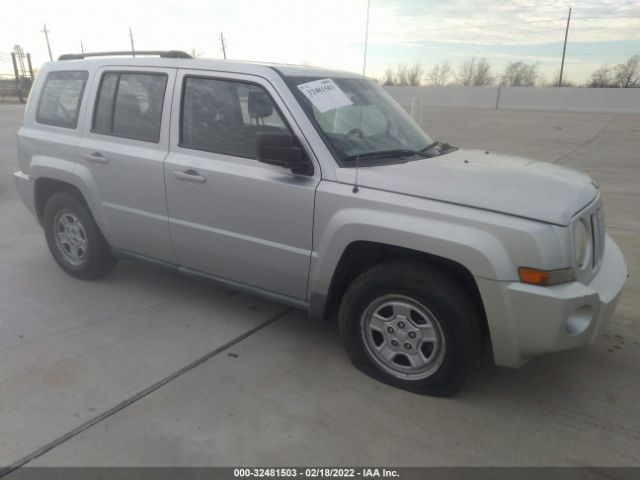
xmin=420 ymin=141 xmax=451 ymax=154
xmin=343 ymin=149 xmax=429 ymax=162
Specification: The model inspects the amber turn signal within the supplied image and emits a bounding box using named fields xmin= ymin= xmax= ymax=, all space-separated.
xmin=518 ymin=267 xmax=574 ymax=286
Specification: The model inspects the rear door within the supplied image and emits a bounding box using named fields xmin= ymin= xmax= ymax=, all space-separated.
xmin=164 ymin=70 xmax=320 ymax=301
xmin=78 ymin=66 xmax=176 ymax=262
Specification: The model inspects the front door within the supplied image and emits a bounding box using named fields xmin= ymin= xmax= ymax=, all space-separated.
xmin=164 ymin=70 xmax=320 ymax=301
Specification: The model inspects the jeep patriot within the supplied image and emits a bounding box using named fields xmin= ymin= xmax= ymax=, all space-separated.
xmin=13 ymin=51 xmax=627 ymax=395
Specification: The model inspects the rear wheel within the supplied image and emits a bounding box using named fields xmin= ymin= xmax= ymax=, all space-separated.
xmin=339 ymin=260 xmax=482 ymax=396
xmin=43 ymin=191 xmax=117 ymax=279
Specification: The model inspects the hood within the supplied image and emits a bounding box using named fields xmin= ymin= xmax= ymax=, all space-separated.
xmin=339 ymin=149 xmax=598 ymax=225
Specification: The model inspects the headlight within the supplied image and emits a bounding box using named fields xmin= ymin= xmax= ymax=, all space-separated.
xmin=573 ymin=219 xmax=591 ymax=269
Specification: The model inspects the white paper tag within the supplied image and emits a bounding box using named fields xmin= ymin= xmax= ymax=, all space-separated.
xmin=297 ymin=78 xmax=353 ymax=113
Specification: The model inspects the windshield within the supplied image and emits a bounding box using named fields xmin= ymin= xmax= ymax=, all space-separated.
xmin=285 ymin=75 xmax=434 ymax=165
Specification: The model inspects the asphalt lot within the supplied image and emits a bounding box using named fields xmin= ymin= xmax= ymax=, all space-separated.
xmin=0 ymin=104 xmax=639 ymax=468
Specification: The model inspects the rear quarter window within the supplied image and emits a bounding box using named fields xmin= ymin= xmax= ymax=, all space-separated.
xmin=36 ymin=71 xmax=88 ymax=129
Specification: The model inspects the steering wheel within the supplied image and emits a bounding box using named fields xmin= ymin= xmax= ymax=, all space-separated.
xmin=346 ymin=128 xmax=364 ymax=139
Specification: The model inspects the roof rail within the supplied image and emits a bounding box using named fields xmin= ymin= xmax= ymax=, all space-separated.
xmin=58 ymin=50 xmax=193 ymax=61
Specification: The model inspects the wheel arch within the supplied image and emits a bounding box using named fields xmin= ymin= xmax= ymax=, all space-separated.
xmin=311 ymin=240 xmax=488 ymax=333
xmin=34 ymin=178 xmax=86 ymax=225
xmin=29 ymin=157 xmax=108 ymax=238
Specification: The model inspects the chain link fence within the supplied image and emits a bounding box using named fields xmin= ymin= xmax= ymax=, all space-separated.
xmin=0 ymin=75 xmax=33 ymax=103
xmin=1 ymin=46 xmax=35 ymax=103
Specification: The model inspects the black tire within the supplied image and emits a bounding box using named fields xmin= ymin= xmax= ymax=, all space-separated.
xmin=338 ymin=260 xmax=482 ymax=396
xmin=43 ymin=191 xmax=117 ymax=279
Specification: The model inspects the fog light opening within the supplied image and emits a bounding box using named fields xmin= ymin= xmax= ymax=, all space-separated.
xmin=565 ymin=305 xmax=594 ymax=336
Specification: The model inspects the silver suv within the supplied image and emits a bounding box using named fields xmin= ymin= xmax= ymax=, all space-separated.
xmin=14 ymin=51 xmax=627 ymax=396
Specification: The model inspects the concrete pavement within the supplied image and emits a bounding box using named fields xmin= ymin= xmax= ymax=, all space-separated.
xmin=0 ymin=105 xmax=638 ymax=468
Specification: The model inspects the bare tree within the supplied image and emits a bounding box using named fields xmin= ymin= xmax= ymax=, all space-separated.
xmin=395 ymin=64 xmax=409 ymax=86
xmin=380 ymin=62 xmax=429 ymax=86
xmin=547 ymin=70 xmax=576 ymax=87
xmin=454 ymin=57 xmax=493 ymax=86
xmin=614 ymin=55 xmax=640 ymax=88
xmin=406 ymin=63 xmax=423 ymax=86
xmin=381 ymin=67 xmax=395 ymax=86
xmin=472 ymin=58 xmax=493 ymax=86
xmin=427 ymin=62 xmax=452 ymax=86
xmin=500 ymin=61 xmax=539 ymax=87
xmin=587 ymin=66 xmax=613 ymax=88
xmin=457 ymin=57 xmax=476 ymax=86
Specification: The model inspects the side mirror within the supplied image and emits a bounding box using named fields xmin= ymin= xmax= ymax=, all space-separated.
xmin=257 ymin=132 xmax=312 ymax=175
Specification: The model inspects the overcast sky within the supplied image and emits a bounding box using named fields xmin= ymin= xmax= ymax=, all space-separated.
xmin=1 ymin=0 xmax=639 ymax=84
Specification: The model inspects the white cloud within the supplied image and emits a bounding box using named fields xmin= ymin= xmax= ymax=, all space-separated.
xmin=1 ymin=0 xmax=638 ymax=82
xmin=365 ymin=0 xmax=640 ymax=47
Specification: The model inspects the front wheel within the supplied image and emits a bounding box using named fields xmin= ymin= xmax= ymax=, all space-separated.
xmin=43 ymin=191 xmax=117 ymax=279
xmin=339 ymin=260 xmax=482 ymax=396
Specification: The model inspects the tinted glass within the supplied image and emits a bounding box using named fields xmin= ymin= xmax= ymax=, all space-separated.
xmin=181 ymin=77 xmax=288 ymax=159
xmin=36 ymin=71 xmax=88 ymax=128
xmin=92 ymin=73 xmax=118 ymax=133
xmin=92 ymin=72 xmax=167 ymax=142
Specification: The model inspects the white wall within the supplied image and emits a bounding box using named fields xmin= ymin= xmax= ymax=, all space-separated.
xmin=386 ymin=86 xmax=499 ymax=109
xmin=498 ymin=87 xmax=640 ymax=113
xmin=384 ymin=86 xmax=640 ymax=114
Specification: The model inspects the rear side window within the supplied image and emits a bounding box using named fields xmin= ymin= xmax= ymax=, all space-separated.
xmin=92 ymin=72 xmax=168 ymax=142
xmin=180 ymin=77 xmax=289 ymax=159
xmin=36 ymin=71 xmax=88 ymax=128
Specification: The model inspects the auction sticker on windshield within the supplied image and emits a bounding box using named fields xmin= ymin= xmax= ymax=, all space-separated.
xmin=297 ymin=78 xmax=353 ymax=113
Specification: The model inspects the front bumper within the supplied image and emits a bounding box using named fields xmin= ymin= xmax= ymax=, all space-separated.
xmin=13 ymin=170 xmax=36 ymax=217
xmin=477 ymin=234 xmax=627 ymax=368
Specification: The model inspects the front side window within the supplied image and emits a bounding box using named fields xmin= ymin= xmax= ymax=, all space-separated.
xmin=36 ymin=71 xmax=88 ymax=128
xmin=92 ymin=72 xmax=168 ymax=142
xmin=180 ymin=77 xmax=289 ymax=159
xmin=285 ymin=75 xmax=434 ymax=165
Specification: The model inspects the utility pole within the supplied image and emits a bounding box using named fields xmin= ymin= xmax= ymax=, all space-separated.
xmin=11 ymin=52 xmax=24 ymax=103
xmin=14 ymin=45 xmax=26 ymax=76
xmin=80 ymin=40 xmax=85 ymax=54
xmin=362 ymin=0 xmax=370 ymax=77
xmin=41 ymin=24 xmax=53 ymax=61
xmin=129 ymin=27 xmax=136 ymax=57
xmin=558 ymin=7 xmax=571 ymax=87
xmin=220 ymin=31 xmax=227 ymax=59
xmin=26 ymin=53 xmax=34 ymax=79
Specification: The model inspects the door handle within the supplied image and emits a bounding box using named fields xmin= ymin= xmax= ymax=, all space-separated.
xmin=83 ymin=152 xmax=109 ymax=164
xmin=173 ymin=169 xmax=207 ymax=183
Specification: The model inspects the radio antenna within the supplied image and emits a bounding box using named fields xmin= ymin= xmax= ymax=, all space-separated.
xmin=362 ymin=0 xmax=370 ymax=77
xmin=353 ymin=153 xmax=360 ymax=193
xmin=353 ymin=0 xmax=370 ymax=194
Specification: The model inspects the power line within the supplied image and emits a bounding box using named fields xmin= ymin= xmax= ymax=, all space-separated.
xmin=333 ymin=12 xmax=640 ymax=40
xmin=562 ymin=50 xmax=640 ymax=56
xmin=573 ymin=15 xmax=640 ymax=20
xmin=363 ymin=15 xmax=640 ymax=38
